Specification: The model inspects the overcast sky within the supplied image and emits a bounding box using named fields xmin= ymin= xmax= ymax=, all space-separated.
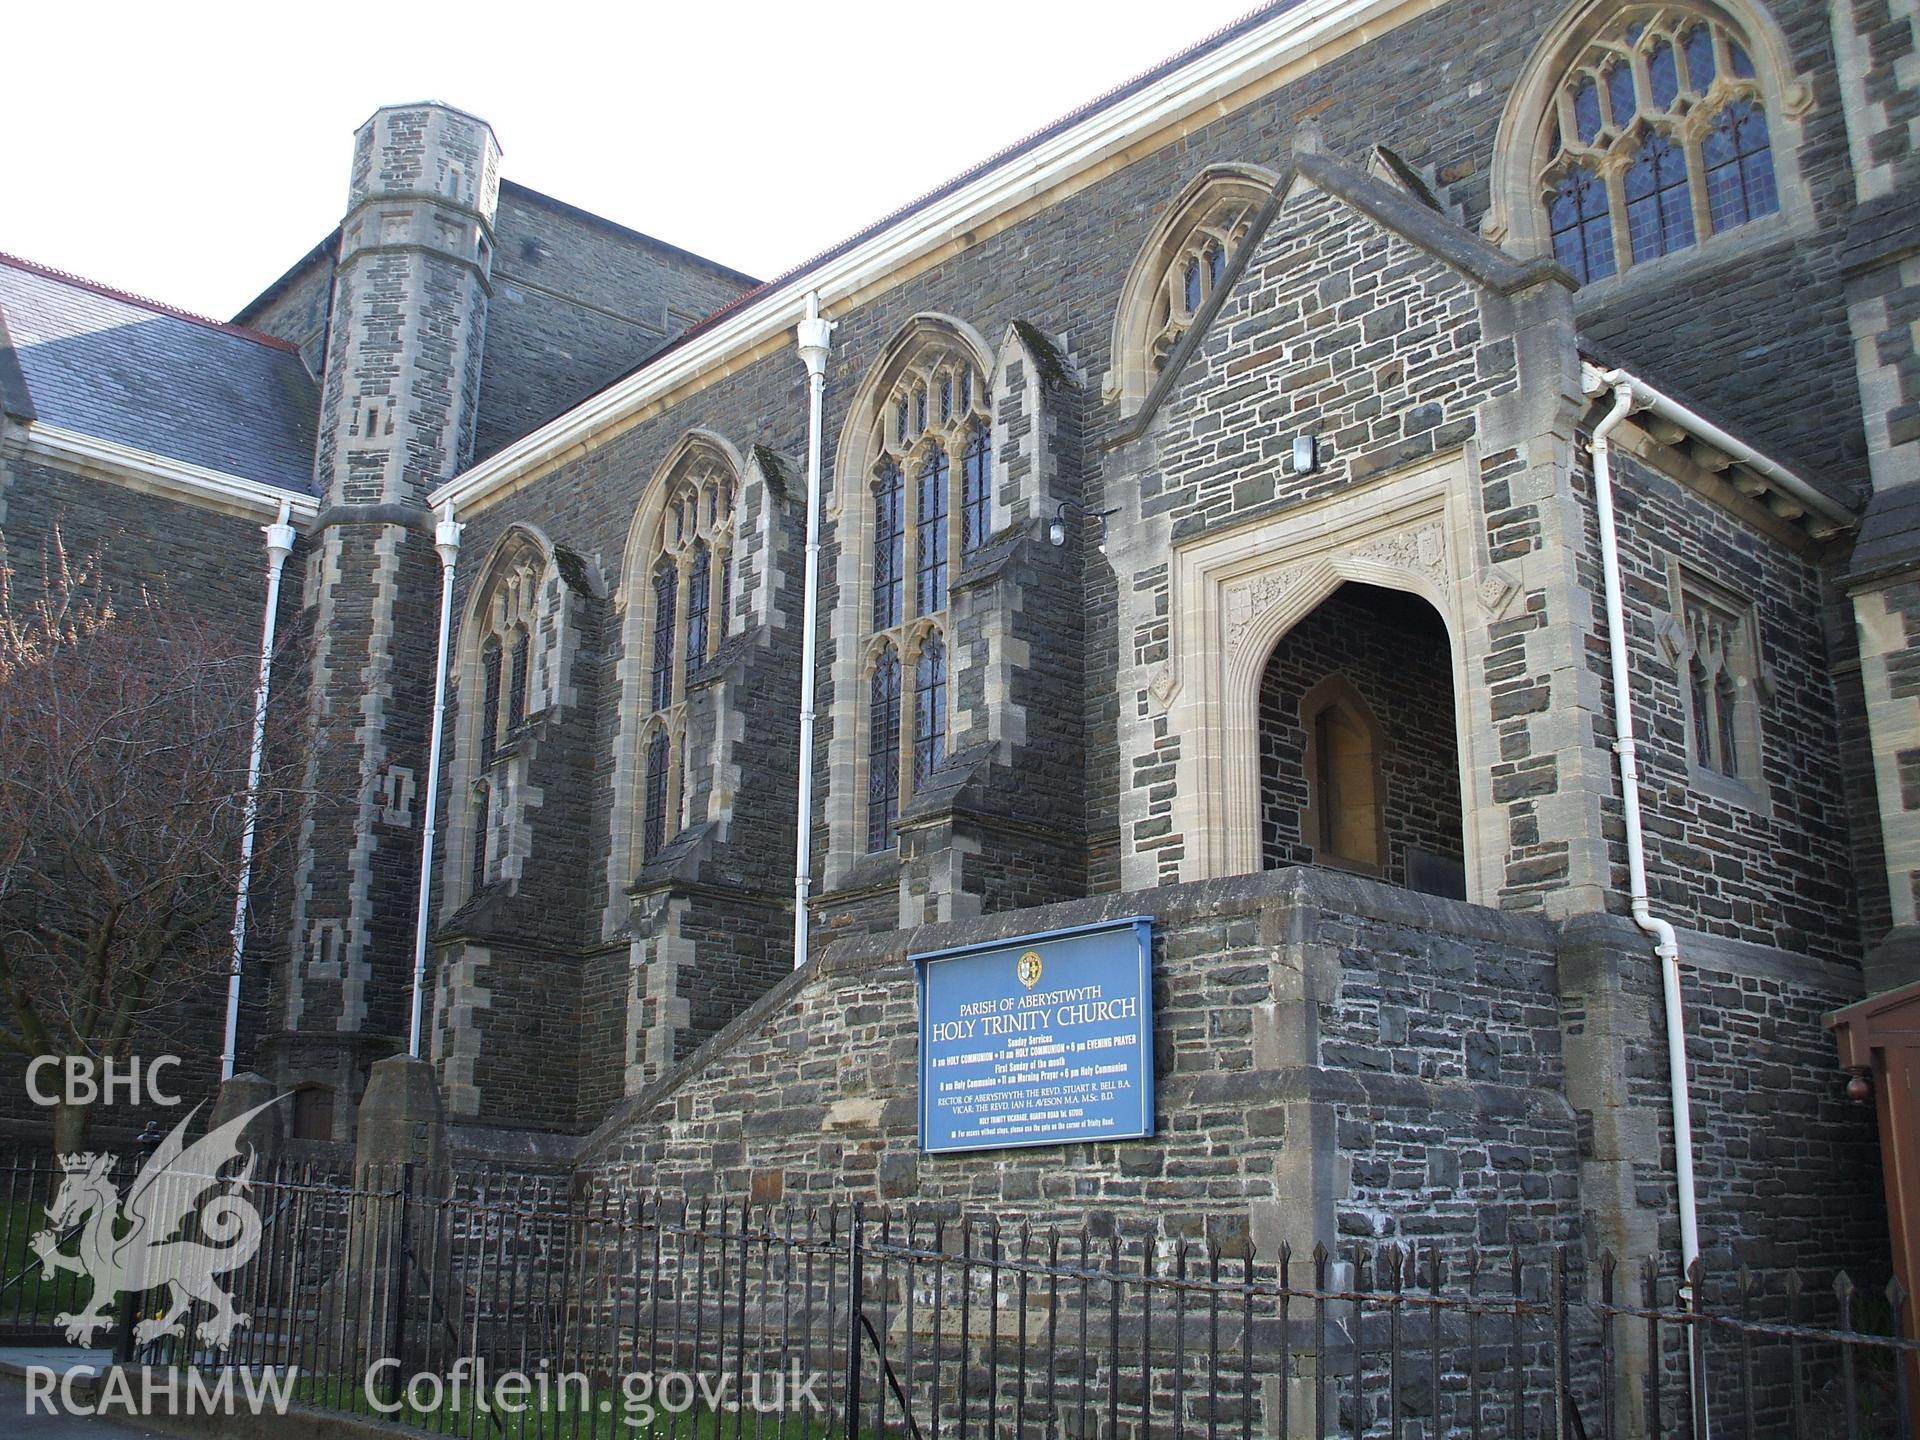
xmin=4 ymin=1 xmax=1264 ymax=321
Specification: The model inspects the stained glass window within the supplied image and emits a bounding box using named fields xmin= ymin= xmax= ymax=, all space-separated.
xmin=1543 ymin=9 xmax=1780 ymax=282
xmin=643 ymin=729 xmax=671 ymax=861
xmin=1550 ymin=166 xmax=1616 ymax=284
xmin=873 ymin=460 xmax=905 ymax=629
xmin=1704 ymin=99 xmax=1778 ymax=231
xmin=916 ymin=447 xmax=949 ymax=617
xmin=686 ymin=543 xmax=711 ymax=673
xmin=507 ymin=625 xmax=530 ymax=730
xmin=651 ymin=560 xmax=677 ymax=712
xmin=1624 ymin=132 xmax=1696 ymax=262
xmin=914 ymin=635 xmax=947 ymax=787
xmin=480 ymin=637 xmax=502 ymax=769
xmin=961 ymin=426 xmax=991 ymax=554
xmin=868 ymin=647 xmax=902 ymax=851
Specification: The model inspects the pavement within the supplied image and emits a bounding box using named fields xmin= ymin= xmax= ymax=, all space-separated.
xmin=0 ymin=1370 xmax=170 ymax=1436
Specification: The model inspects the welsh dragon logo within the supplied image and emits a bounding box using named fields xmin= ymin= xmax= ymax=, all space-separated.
xmin=29 ymin=1098 xmax=279 ymax=1350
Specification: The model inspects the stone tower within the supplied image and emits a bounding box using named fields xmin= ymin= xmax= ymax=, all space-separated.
xmin=274 ymin=104 xmax=500 ymax=1132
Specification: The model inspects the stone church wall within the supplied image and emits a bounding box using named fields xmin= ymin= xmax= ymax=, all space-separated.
xmin=474 ymin=186 xmax=757 ymax=463
xmin=1583 ymin=445 xmax=1861 ymax=963
xmin=0 ymin=452 xmax=310 ymax=1140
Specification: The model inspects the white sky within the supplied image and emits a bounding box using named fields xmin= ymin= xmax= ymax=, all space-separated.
xmin=3 ymin=1 xmax=1265 ymax=321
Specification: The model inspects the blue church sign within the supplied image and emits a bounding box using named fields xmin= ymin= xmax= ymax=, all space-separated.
xmin=913 ymin=916 xmax=1155 ymax=1154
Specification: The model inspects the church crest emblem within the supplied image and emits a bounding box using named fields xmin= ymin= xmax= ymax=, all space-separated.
xmin=1017 ymin=951 xmax=1044 ymax=990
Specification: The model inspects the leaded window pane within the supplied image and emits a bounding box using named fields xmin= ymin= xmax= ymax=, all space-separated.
xmin=1730 ymin=38 xmax=1755 ymax=78
xmin=1715 ymin=671 xmax=1740 ymax=776
xmin=915 ymin=387 xmax=928 ymax=434
xmin=470 ymin=790 xmax=489 ymax=894
xmin=873 ymin=461 xmax=905 ymax=630
xmin=1648 ymin=37 xmax=1679 ymax=108
xmin=1549 ymin=166 xmax=1616 ymax=284
xmin=961 ymin=426 xmax=991 ymax=555
xmin=643 ymin=730 xmax=671 ymax=860
xmin=1624 ymin=132 xmax=1695 ymax=262
xmin=940 ymin=375 xmax=952 ymax=424
xmin=897 ymin=398 xmax=909 ymax=445
xmin=651 ymin=561 xmax=677 ymax=712
xmin=1690 ymin=656 xmax=1712 ymax=761
xmin=686 ymin=543 xmax=711 ymax=671
xmin=507 ymin=625 xmax=530 ymax=729
xmin=1704 ymin=100 xmax=1779 ymax=231
xmin=1207 ymin=242 xmax=1226 ymax=290
xmin=868 ymin=648 xmax=902 ymax=851
xmin=916 ymin=447 xmax=950 ymax=617
xmin=1605 ymin=60 xmax=1637 ymax=129
xmin=1183 ymin=256 xmax=1203 ymax=314
xmin=1684 ymin=25 xmax=1715 ymax=91
xmin=480 ymin=637 xmax=502 ymax=769
xmin=914 ymin=635 xmax=947 ymax=787
xmin=959 ymin=370 xmax=973 ymax=412
xmin=718 ymin=552 xmax=732 ymax=635
xmin=1574 ymin=77 xmax=1604 ymax=144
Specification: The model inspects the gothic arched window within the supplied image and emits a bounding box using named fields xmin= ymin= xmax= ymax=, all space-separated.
xmin=456 ymin=544 xmax=546 ymax=900
xmin=1108 ymin=165 xmax=1275 ymax=414
xmin=858 ymin=344 xmax=987 ymax=851
xmin=1538 ymin=7 xmax=1780 ymax=283
xmin=635 ymin=454 xmax=736 ymax=867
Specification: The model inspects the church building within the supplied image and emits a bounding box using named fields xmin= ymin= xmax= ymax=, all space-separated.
xmin=3 ymin=0 xmax=1916 ymax=1346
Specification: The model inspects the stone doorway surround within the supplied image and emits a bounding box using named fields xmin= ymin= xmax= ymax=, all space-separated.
xmin=1160 ymin=449 xmax=1503 ymax=902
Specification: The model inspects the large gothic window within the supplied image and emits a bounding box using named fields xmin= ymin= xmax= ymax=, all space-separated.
xmin=860 ymin=346 xmax=988 ymax=850
xmin=636 ymin=454 xmax=735 ymax=863
xmin=454 ymin=540 xmax=548 ymax=902
xmin=1109 ymin=165 xmax=1274 ymax=413
xmin=1539 ymin=7 xmax=1779 ymax=284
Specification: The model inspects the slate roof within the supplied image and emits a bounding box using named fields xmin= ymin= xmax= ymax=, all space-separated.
xmin=0 ymin=253 xmax=319 ymax=495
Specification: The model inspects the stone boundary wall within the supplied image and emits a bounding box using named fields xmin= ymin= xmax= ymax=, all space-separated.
xmin=578 ymin=865 xmax=1885 ymax=1308
xmin=583 ymin=867 xmax=1585 ymax=1267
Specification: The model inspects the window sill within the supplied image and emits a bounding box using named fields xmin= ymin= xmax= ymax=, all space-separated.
xmin=1685 ymin=764 xmax=1772 ymax=817
xmin=1567 ymin=206 xmax=1807 ymax=312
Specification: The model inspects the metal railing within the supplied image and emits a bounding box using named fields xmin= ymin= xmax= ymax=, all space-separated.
xmin=0 ymin=1154 xmax=1913 ymax=1439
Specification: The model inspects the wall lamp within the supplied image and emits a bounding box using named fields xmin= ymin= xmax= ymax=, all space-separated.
xmin=1050 ymin=500 xmax=1121 ymax=549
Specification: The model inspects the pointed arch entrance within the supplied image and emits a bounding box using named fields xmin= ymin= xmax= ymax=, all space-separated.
xmin=1156 ymin=452 xmax=1502 ymax=903
xmin=1258 ymin=583 xmax=1466 ymax=897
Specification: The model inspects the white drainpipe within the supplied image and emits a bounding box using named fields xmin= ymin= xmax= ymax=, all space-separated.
xmin=1584 ymin=365 xmax=1709 ymax=1431
xmin=793 ymin=293 xmax=836 ymax=970
xmin=408 ymin=504 xmax=465 ymax=1058
xmin=220 ymin=501 xmax=298 ymax=1082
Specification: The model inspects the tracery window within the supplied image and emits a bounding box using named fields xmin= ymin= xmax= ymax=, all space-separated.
xmin=1144 ymin=197 xmax=1254 ymax=375
xmin=638 ymin=457 xmax=735 ymax=862
xmin=1109 ymin=165 xmax=1275 ymax=414
xmin=464 ymin=556 xmax=540 ymax=894
xmin=1540 ymin=7 xmax=1779 ymax=283
xmin=1679 ymin=584 xmax=1761 ymax=785
xmin=861 ymin=347 xmax=989 ymax=850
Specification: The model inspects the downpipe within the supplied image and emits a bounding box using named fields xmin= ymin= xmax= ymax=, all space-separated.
xmin=793 ymin=293 xmax=836 ymax=970
xmin=1585 ymin=366 xmax=1709 ymax=1435
xmin=220 ymin=502 xmax=297 ymax=1082
xmin=408 ymin=505 xmax=464 ymax=1057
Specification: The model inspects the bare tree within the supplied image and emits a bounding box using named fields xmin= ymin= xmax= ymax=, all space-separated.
xmin=0 ymin=532 xmax=304 ymax=1151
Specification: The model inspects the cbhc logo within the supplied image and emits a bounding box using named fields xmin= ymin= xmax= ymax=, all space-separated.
xmin=25 ymin=1056 xmax=181 ymax=1108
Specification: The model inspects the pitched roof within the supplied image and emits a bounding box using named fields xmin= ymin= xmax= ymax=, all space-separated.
xmin=0 ymin=253 xmax=320 ymax=495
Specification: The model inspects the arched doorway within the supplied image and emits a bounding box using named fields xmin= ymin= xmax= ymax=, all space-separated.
xmin=1257 ymin=582 xmax=1466 ymax=898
